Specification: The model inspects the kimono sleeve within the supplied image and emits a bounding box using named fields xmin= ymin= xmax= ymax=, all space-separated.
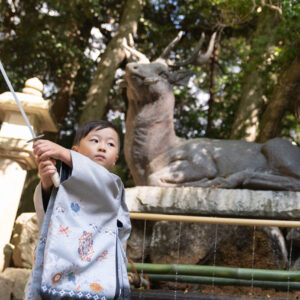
xmin=33 ymin=161 xmax=70 ymax=232
xmin=64 ymin=151 xmax=121 ymax=208
xmin=33 ymin=182 xmax=45 ymax=232
xmin=117 ymin=184 xmax=131 ymax=246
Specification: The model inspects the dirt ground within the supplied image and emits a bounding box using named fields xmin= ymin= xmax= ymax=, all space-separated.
xmin=199 ymin=285 xmax=300 ymax=299
xmin=132 ymin=285 xmax=300 ymax=299
xmin=156 ymin=280 xmax=300 ymax=299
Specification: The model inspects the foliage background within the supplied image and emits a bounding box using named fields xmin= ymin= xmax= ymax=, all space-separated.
xmin=0 ymin=0 xmax=299 ymax=191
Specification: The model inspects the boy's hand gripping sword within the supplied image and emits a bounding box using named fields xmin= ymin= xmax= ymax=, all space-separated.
xmin=0 ymin=60 xmax=60 ymax=187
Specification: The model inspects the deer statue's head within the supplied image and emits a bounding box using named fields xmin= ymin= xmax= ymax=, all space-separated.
xmin=120 ymin=32 xmax=216 ymax=111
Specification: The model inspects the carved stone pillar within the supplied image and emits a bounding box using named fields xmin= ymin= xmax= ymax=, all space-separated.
xmin=0 ymin=78 xmax=57 ymax=271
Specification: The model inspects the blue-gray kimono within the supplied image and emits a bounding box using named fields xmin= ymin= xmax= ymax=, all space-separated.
xmin=25 ymin=151 xmax=131 ymax=300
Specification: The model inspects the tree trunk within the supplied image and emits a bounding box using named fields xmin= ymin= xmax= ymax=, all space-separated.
xmin=51 ymin=18 xmax=83 ymax=125
xmin=257 ymin=52 xmax=300 ymax=143
xmin=205 ymin=45 xmax=218 ymax=137
xmin=52 ymin=58 xmax=80 ymax=124
xmin=230 ymin=10 xmax=280 ymax=141
xmin=79 ymin=0 xmax=143 ymax=125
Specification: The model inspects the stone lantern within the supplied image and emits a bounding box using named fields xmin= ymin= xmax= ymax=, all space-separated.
xmin=0 ymin=78 xmax=58 ymax=271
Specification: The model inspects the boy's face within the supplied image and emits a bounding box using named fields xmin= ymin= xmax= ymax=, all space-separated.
xmin=72 ymin=127 xmax=119 ymax=169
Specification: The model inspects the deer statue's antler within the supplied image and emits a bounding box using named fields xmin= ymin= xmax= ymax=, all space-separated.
xmin=122 ymin=31 xmax=216 ymax=67
xmin=159 ymin=31 xmax=184 ymax=60
xmin=121 ymin=37 xmax=150 ymax=64
xmin=159 ymin=32 xmax=217 ymax=67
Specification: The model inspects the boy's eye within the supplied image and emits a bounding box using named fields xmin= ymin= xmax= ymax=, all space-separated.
xmin=91 ymin=139 xmax=98 ymax=143
xmin=108 ymin=142 xmax=115 ymax=147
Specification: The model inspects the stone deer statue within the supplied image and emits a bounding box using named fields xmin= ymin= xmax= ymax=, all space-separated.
xmin=120 ymin=32 xmax=300 ymax=191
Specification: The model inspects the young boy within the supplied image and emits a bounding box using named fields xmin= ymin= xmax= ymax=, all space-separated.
xmin=25 ymin=120 xmax=131 ymax=300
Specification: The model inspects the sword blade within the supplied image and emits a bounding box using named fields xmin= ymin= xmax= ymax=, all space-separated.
xmin=0 ymin=60 xmax=36 ymax=139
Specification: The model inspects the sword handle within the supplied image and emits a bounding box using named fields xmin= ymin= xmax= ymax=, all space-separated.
xmin=51 ymin=171 xmax=60 ymax=188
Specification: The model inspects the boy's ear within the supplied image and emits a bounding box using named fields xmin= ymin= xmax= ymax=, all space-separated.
xmin=72 ymin=145 xmax=78 ymax=152
xmin=113 ymin=155 xmax=119 ymax=166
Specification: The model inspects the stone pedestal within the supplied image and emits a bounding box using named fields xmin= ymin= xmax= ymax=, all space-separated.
xmin=125 ymin=186 xmax=299 ymax=271
xmin=126 ymin=186 xmax=300 ymax=218
xmin=0 ymin=78 xmax=57 ymax=271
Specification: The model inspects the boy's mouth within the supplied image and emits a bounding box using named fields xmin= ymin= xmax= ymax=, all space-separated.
xmin=95 ymin=155 xmax=105 ymax=160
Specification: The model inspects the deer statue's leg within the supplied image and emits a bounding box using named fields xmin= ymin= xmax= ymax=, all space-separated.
xmin=147 ymin=157 xmax=218 ymax=187
xmin=261 ymin=138 xmax=300 ymax=179
xmin=174 ymin=170 xmax=300 ymax=191
xmin=242 ymin=172 xmax=300 ymax=191
xmin=147 ymin=167 xmax=300 ymax=190
xmin=217 ymin=170 xmax=300 ymax=191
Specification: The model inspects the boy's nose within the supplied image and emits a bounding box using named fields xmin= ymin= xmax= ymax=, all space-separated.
xmin=98 ymin=141 xmax=106 ymax=152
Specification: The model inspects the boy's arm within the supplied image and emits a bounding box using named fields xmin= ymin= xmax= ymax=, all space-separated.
xmin=37 ymin=159 xmax=57 ymax=192
xmin=33 ymin=139 xmax=72 ymax=167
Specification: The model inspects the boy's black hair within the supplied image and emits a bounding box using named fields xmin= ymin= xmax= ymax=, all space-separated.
xmin=74 ymin=120 xmax=120 ymax=153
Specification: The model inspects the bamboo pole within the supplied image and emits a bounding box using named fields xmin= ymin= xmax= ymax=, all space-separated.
xmin=130 ymin=212 xmax=300 ymax=227
xmin=147 ymin=274 xmax=300 ymax=290
xmin=127 ymin=263 xmax=300 ymax=282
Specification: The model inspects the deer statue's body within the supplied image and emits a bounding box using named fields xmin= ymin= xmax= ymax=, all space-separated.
xmin=121 ymin=33 xmax=300 ymax=190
